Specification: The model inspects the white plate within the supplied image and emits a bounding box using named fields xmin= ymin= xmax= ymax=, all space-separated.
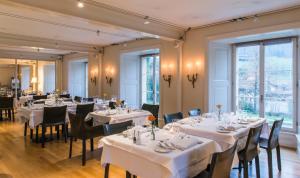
xmin=154 ymin=147 xmax=172 ymax=153
xmin=238 ymin=121 xmax=249 ymax=124
xmin=216 ymin=129 xmax=231 ymax=133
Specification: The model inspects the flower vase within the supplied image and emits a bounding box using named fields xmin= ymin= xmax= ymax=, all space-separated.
xmin=151 ymin=124 xmax=155 ymax=140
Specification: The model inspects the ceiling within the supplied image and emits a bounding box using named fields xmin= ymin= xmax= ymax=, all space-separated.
xmin=96 ymin=0 xmax=300 ymax=28
xmin=0 ymin=1 xmax=145 ymax=46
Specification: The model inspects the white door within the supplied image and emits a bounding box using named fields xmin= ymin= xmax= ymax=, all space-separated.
xmin=120 ymin=54 xmax=140 ymax=108
xmin=209 ymin=43 xmax=232 ymax=112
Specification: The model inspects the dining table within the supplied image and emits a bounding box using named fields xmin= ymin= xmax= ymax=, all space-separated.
xmin=100 ymin=128 xmax=221 ymax=178
xmin=89 ymin=109 xmax=152 ymax=126
xmin=163 ymin=115 xmax=268 ymax=151
xmin=16 ymin=101 xmax=76 ymax=129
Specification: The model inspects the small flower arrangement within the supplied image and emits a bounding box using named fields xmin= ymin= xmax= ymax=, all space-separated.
xmin=147 ymin=115 xmax=157 ymax=140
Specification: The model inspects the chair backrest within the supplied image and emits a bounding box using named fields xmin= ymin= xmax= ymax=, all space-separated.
xmin=188 ymin=108 xmax=201 ymax=117
xmin=43 ymin=106 xmax=67 ymax=125
xmin=268 ymin=119 xmax=284 ymax=149
xmin=163 ymin=112 xmax=183 ymax=124
xmin=33 ymin=95 xmax=47 ymax=100
xmin=76 ymin=103 xmax=94 ymax=119
xmin=141 ymin=103 xmax=159 ymax=125
xmin=82 ymin=97 xmax=94 ymax=102
xmin=209 ymin=141 xmax=238 ymax=178
xmin=59 ymin=94 xmax=70 ymax=98
xmin=0 ymin=96 xmax=13 ymax=108
xmin=109 ymin=101 xmax=116 ymax=109
xmin=243 ymin=124 xmax=263 ymax=160
xmin=103 ymin=120 xmax=133 ymax=136
xmin=74 ymin=96 xmax=82 ymax=102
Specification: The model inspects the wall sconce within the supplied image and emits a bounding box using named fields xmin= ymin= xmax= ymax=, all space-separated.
xmin=162 ymin=63 xmax=173 ymax=88
xmin=105 ymin=67 xmax=114 ymax=86
xmin=90 ymin=69 xmax=97 ymax=85
xmin=186 ymin=61 xmax=201 ymax=88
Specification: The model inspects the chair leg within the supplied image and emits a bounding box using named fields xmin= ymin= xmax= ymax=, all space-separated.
xmin=238 ymin=160 xmax=242 ymax=174
xmin=50 ymin=126 xmax=53 ymax=139
xmin=82 ymin=138 xmax=86 ymax=166
xmin=276 ymin=145 xmax=282 ymax=171
xmin=90 ymin=138 xmax=94 ymax=151
xmin=12 ymin=109 xmax=15 ymax=122
xmin=126 ymin=171 xmax=131 ymax=178
xmin=42 ymin=126 xmax=46 ymax=148
xmin=133 ymin=175 xmax=137 ymax=178
xmin=24 ymin=122 xmax=27 ymax=136
xmin=255 ymin=156 xmax=260 ymax=178
xmin=64 ymin=124 xmax=67 ymax=143
xmin=69 ymin=136 xmax=73 ymax=159
xmin=267 ymin=149 xmax=273 ymax=178
xmin=56 ymin=125 xmax=60 ymax=139
xmin=35 ymin=126 xmax=39 ymax=143
xmin=243 ymin=161 xmax=248 ymax=178
xmin=104 ymin=164 xmax=110 ymax=178
xmin=30 ymin=129 xmax=33 ymax=140
xmin=8 ymin=109 xmax=11 ymax=120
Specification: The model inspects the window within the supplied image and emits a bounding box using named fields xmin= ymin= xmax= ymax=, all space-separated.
xmin=234 ymin=38 xmax=297 ymax=131
xmin=141 ymin=54 xmax=160 ymax=105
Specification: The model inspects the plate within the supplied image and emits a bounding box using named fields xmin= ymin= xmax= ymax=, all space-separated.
xmin=216 ymin=129 xmax=231 ymax=133
xmin=154 ymin=147 xmax=172 ymax=153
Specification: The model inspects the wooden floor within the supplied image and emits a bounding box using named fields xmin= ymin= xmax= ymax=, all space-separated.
xmin=0 ymin=121 xmax=299 ymax=178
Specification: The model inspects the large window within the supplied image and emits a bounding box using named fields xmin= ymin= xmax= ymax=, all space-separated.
xmin=235 ymin=38 xmax=296 ymax=131
xmin=141 ymin=54 xmax=160 ymax=105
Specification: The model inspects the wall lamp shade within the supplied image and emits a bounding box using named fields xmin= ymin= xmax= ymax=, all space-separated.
xmin=186 ymin=61 xmax=201 ymax=88
xmin=162 ymin=63 xmax=173 ymax=88
xmin=90 ymin=70 xmax=97 ymax=85
xmin=105 ymin=67 xmax=114 ymax=87
xmin=31 ymin=77 xmax=37 ymax=84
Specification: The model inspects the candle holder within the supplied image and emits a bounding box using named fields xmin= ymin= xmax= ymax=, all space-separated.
xmin=187 ymin=73 xmax=198 ymax=88
xmin=106 ymin=76 xmax=112 ymax=86
xmin=163 ymin=74 xmax=172 ymax=87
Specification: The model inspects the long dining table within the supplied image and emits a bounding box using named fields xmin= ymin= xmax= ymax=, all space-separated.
xmin=163 ymin=115 xmax=267 ymax=151
xmin=100 ymin=128 xmax=221 ymax=178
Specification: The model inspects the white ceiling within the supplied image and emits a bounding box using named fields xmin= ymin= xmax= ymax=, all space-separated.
xmin=0 ymin=1 xmax=145 ymax=46
xmin=96 ymin=0 xmax=300 ymax=28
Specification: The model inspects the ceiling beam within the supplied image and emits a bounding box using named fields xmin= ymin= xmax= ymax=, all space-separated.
xmin=8 ymin=0 xmax=184 ymax=40
xmin=0 ymin=49 xmax=60 ymax=60
xmin=0 ymin=32 xmax=98 ymax=53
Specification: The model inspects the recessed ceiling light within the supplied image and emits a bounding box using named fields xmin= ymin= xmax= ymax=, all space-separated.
xmin=77 ymin=0 xmax=84 ymax=8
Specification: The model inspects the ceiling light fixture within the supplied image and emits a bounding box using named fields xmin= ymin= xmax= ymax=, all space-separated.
xmin=144 ymin=16 xmax=150 ymax=25
xmin=77 ymin=0 xmax=84 ymax=8
xmin=96 ymin=30 xmax=100 ymax=36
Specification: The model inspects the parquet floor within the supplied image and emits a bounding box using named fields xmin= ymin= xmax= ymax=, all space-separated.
xmin=0 ymin=121 xmax=299 ymax=178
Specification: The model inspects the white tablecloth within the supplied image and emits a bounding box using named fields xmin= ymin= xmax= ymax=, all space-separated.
xmin=164 ymin=117 xmax=267 ymax=151
xmin=100 ymin=129 xmax=221 ymax=178
xmin=89 ymin=109 xmax=152 ymax=126
xmin=16 ymin=103 xmax=74 ymax=129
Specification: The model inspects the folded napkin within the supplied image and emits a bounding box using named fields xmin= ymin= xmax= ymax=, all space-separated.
xmin=170 ymin=135 xmax=200 ymax=151
xmin=217 ymin=124 xmax=242 ymax=131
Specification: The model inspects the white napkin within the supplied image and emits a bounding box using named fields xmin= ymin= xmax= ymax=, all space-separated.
xmin=170 ymin=134 xmax=200 ymax=151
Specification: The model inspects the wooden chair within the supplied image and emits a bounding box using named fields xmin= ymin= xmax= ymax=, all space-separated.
xmin=41 ymin=106 xmax=68 ymax=148
xmin=188 ymin=108 xmax=201 ymax=117
xmin=69 ymin=103 xmax=104 ymax=166
xmin=163 ymin=112 xmax=183 ymax=124
xmin=103 ymin=120 xmax=134 ymax=178
xmin=141 ymin=104 xmax=159 ymax=126
xmin=238 ymin=125 xmax=263 ymax=178
xmin=259 ymin=119 xmax=283 ymax=178
xmin=195 ymin=141 xmax=238 ymax=178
